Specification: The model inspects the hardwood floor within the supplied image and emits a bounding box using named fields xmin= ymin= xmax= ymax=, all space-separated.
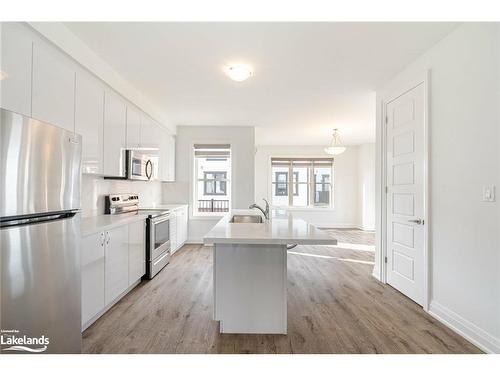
xmin=82 ymin=229 xmax=481 ymax=354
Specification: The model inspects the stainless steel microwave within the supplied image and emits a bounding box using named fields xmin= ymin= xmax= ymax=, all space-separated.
xmin=126 ymin=149 xmax=159 ymax=181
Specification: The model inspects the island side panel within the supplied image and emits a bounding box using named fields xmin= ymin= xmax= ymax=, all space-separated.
xmin=213 ymin=243 xmax=287 ymax=334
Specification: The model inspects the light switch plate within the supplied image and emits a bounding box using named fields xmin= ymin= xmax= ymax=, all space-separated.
xmin=482 ymin=185 xmax=496 ymax=202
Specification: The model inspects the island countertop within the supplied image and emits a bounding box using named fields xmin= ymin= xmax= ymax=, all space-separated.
xmin=203 ymin=209 xmax=337 ymax=246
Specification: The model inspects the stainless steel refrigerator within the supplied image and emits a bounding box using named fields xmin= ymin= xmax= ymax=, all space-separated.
xmin=1 ymin=109 xmax=82 ymax=354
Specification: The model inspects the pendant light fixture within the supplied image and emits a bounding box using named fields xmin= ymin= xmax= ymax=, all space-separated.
xmin=324 ymin=128 xmax=346 ymax=155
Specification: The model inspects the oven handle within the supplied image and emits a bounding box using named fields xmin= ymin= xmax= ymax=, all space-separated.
xmin=152 ymin=215 xmax=170 ymax=225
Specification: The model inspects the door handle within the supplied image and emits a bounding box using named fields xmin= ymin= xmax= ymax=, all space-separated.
xmin=106 ymin=231 xmax=110 ymax=245
xmin=408 ymin=219 xmax=424 ymax=225
xmin=100 ymin=232 xmax=105 ymax=246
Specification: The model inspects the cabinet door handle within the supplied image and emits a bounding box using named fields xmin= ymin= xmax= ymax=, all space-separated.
xmin=100 ymin=232 xmax=105 ymax=246
xmin=106 ymin=231 xmax=110 ymax=245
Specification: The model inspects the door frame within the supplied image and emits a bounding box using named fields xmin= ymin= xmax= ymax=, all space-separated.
xmin=379 ymin=70 xmax=430 ymax=311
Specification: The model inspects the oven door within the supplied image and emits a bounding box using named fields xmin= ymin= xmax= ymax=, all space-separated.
xmin=150 ymin=215 xmax=170 ymax=260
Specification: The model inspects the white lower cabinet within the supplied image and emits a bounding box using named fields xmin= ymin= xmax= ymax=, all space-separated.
xmin=128 ymin=220 xmax=146 ymax=285
xmin=169 ymin=213 xmax=178 ymax=255
xmin=170 ymin=206 xmax=188 ymax=255
xmin=176 ymin=206 xmax=188 ymax=248
xmin=81 ymin=232 xmax=105 ymax=327
xmin=104 ymin=225 xmax=129 ymax=305
xmin=81 ymin=220 xmax=145 ymax=330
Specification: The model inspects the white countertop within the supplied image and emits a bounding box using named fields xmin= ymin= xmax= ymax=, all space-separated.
xmin=138 ymin=203 xmax=188 ymax=211
xmin=81 ymin=213 xmax=148 ymax=237
xmin=203 ymin=209 xmax=337 ymax=246
xmin=81 ymin=204 xmax=187 ymax=236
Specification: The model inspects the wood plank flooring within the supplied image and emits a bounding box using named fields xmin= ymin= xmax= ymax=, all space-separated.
xmin=82 ymin=229 xmax=481 ymax=354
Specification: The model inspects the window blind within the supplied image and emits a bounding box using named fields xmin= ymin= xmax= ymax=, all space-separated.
xmin=194 ymin=144 xmax=231 ymax=158
xmin=270 ymin=157 xmax=333 ymax=167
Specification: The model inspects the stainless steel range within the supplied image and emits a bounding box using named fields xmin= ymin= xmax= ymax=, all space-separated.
xmin=105 ymin=194 xmax=171 ymax=279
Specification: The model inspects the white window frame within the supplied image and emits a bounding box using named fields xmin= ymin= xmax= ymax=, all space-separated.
xmin=203 ymin=171 xmax=228 ymax=196
xmin=192 ymin=145 xmax=231 ymax=217
xmin=269 ymin=157 xmax=334 ymax=209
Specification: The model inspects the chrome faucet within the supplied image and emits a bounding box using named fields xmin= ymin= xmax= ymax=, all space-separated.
xmin=249 ymin=198 xmax=270 ymax=220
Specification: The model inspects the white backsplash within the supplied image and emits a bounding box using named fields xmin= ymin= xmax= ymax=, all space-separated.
xmin=161 ymin=181 xmax=189 ymax=204
xmin=81 ymin=175 xmax=163 ymax=217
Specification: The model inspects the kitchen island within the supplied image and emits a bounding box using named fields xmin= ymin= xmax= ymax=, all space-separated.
xmin=204 ymin=209 xmax=337 ymax=334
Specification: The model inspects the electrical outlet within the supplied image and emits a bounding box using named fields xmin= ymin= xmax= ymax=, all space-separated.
xmin=482 ymin=185 xmax=496 ymax=202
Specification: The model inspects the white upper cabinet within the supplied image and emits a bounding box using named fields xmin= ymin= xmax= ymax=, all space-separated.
xmin=75 ymin=69 xmax=104 ymax=174
xmin=140 ymin=117 xmax=176 ymax=182
xmin=157 ymin=125 xmax=168 ymax=181
xmin=166 ymin=133 xmax=176 ymax=182
xmin=0 ymin=22 xmax=32 ymax=116
xmin=2 ymin=22 xmax=171 ymax=181
xmin=103 ymin=90 xmax=127 ymax=177
xmin=140 ymin=114 xmax=159 ymax=149
xmin=126 ymin=105 xmax=141 ymax=149
xmin=160 ymin=128 xmax=176 ymax=182
xmin=32 ymin=40 xmax=76 ymax=132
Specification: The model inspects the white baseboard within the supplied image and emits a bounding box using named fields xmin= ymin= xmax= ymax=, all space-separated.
xmin=428 ymin=300 xmax=500 ymax=354
xmin=186 ymin=239 xmax=204 ymax=244
xmin=371 ymin=267 xmax=381 ymax=282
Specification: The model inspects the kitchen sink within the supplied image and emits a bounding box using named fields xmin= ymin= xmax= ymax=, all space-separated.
xmin=229 ymin=215 xmax=264 ymax=223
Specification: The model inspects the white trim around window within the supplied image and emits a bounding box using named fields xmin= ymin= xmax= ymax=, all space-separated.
xmin=269 ymin=157 xmax=334 ymax=209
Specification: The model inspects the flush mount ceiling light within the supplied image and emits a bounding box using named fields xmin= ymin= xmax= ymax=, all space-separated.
xmin=324 ymin=128 xmax=347 ymax=155
xmin=225 ymin=64 xmax=253 ymax=82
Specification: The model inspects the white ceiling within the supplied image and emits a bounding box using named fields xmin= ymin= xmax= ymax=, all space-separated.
xmin=64 ymin=22 xmax=458 ymax=145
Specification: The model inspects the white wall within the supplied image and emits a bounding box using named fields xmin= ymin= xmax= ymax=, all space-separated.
xmin=357 ymin=143 xmax=376 ymax=230
xmin=254 ymin=144 xmax=375 ymax=228
xmin=81 ymin=175 xmax=162 ymax=217
xmin=162 ymin=126 xmax=255 ymax=242
xmin=376 ymin=23 xmax=500 ymax=353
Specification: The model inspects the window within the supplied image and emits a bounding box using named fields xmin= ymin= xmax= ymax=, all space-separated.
xmin=194 ymin=144 xmax=231 ymax=215
xmin=271 ymin=158 xmax=333 ymax=207
xmin=203 ymin=171 xmax=227 ymax=195
xmin=274 ymin=172 xmax=298 ymax=196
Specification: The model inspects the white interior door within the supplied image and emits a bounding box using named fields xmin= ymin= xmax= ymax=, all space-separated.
xmin=386 ymin=83 xmax=425 ymax=306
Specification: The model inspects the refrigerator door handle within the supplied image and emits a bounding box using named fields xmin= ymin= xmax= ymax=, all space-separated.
xmin=0 ymin=210 xmax=79 ymax=228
